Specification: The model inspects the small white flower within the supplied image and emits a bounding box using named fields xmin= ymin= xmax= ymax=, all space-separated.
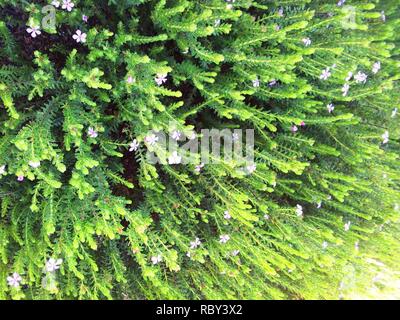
xmin=296 ymin=204 xmax=303 ymax=217
xmin=51 ymin=0 xmax=60 ymax=8
xmin=381 ymin=11 xmax=386 ymax=22
xmin=155 ymin=74 xmax=167 ymax=86
xmin=190 ymin=237 xmax=201 ymax=249
xmin=151 ymin=255 xmax=162 ymax=265
xmin=29 ymin=161 xmax=41 ymax=169
xmin=354 ymin=71 xmax=367 ymax=84
xmin=320 ymin=67 xmax=331 ymax=80
xmin=354 ymin=241 xmax=359 ymax=251
xmin=302 ymin=38 xmax=311 ymax=46
xmin=214 ymin=19 xmax=221 ymax=27
xmin=126 ymin=76 xmax=135 ymax=84
xmin=327 ymin=103 xmax=335 ymax=113
xmin=129 ymin=139 xmax=140 ymax=152
xmin=278 ymin=8 xmax=284 ymax=17
xmin=342 ymin=83 xmax=350 ymax=96
xmin=62 ymin=0 xmax=74 ymax=11
xmin=72 ymin=30 xmax=87 ymax=43
xmin=0 ymin=165 xmax=6 ymax=175
xmin=345 ymin=72 xmax=353 ymax=81
xmin=231 ymin=250 xmax=240 ymax=256
xmin=88 ymin=127 xmax=98 ymax=138
xmin=391 ymin=108 xmax=397 ymax=118
xmin=232 ymin=133 xmax=239 ymax=142
xmin=194 ymin=163 xmax=204 ymax=173
xmin=144 ymin=134 xmax=159 ymax=146
xmin=327 ymin=195 xmax=332 ymax=200
xmin=219 ymin=234 xmax=230 ymax=244
xmin=168 ymin=151 xmax=182 ymax=165
xmin=337 ymin=0 xmax=346 ymax=6
xmin=252 ymin=77 xmax=260 ymax=88
xmin=223 ymin=210 xmax=231 ymax=220
xmin=171 ymin=130 xmax=182 ymax=141
xmin=344 ymin=221 xmax=351 ymax=231
xmin=322 ymin=241 xmax=328 ymax=249
xmin=188 ymin=131 xmax=197 ymax=140
xmin=186 ymin=251 xmax=191 ymax=258
xmin=26 ymin=26 xmax=41 ymax=38
xmin=394 ymin=203 xmax=399 ymax=211
xmin=317 ymin=201 xmax=322 ymax=209
xmin=269 ymin=79 xmax=277 ymax=87
xmin=246 ymin=163 xmax=257 ymax=174
xmin=264 ymin=214 xmax=270 ymax=220
xmin=7 ymin=272 xmax=22 ymax=288
xmin=382 ymin=131 xmax=389 ymax=144
xmin=45 ymin=258 xmax=63 ymax=272
xmin=372 ymin=61 xmax=381 ymax=74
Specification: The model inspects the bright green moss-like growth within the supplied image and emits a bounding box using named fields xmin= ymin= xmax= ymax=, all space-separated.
xmin=0 ymin=0 xmax=399 ymax=299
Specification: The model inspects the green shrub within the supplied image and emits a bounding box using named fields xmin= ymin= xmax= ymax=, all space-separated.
xmin=0 ymin=0 xmax=399 ymax=299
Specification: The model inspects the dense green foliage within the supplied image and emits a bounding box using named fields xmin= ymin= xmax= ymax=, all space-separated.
xmin=0 ymin=0 xmax=399 ymax=300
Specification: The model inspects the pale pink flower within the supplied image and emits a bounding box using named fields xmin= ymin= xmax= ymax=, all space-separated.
xmin=252 ymin=77 xmax=260 ymax=88
xmin=144 ymin=134 xmax=158 ymax=146
xmin=168 ymin=151 xmax=182 ymax=165
xmin=345 ymin=72 xmax=353 ymax=81
xmin=337 ymin=0 xmax=346 ymax=6
xmin=126 ymin=76 xmax=135 ymax=84
xmin=302 ymin=38 xmax=311 ymax=46
xmin=29 ymin=161 xmax=41 ymax=168
xmin=382 ymin=131 xmax=389 ymax=144
xmin=7 ymin=272 xmax=22 ymax=288
xmin=62 ymin=0 xmax=74 ymax=11
xmin=129 ymin=139 xmax=140 ymax=152
xmin=45 ymin=258 xmax=63 ymax=272
xmin=151 ymin=255 xmax=162 ymax=265
xmin=300 ymin=121 xmax=305 ymax=127
xmin=82 ymin=15 xmax=89 ymax=23
xmin=72 ymin=30 xmax=87 ymax=43
xmin=246 ymin=163 xmax=256 ymax=174
xmin=231 ymin=250 xmax=240 ymax=256
xmin=223 ymin=210 xmax=231 ymax=220
xmin=264 ymin=214 xmax=270 ymax=220
xmin=155 ymin=74 xmax=167 ymax=86
xmin=291 ymin=125 xmax=298 ymax=133
xmin=296 ymin=204 xmax=303 ymax=217
xmin=194 ymin=163 xmax=204 ymax=173
xmin=354 ymin=71 xmax=367 ymax=84
xmin=219 ymin=234 xmax=230 ymax=244
xmin=52 ymin=0 xmax=60 ymax=7
xmin=190 ymin=237 xmax=201 ymax=249
xmin=26 ymin=26 xmax=41 ymax=38
xmin=171 ymin=130 xmax=182 ymax=141
xmin=327 ymin=103 xmax=335 ymax=113
xmin=17 ymin=175 xmax=24 ymax=182
xmin=88 ymin=127 xmax=98 ymax=138
xmin=372 ymin=61 xmax=381 ymax=74
xmin=342 ymin=83 xmax=350 ymax=96
xmin=320 ymin=67 xmax=331 ymax=80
